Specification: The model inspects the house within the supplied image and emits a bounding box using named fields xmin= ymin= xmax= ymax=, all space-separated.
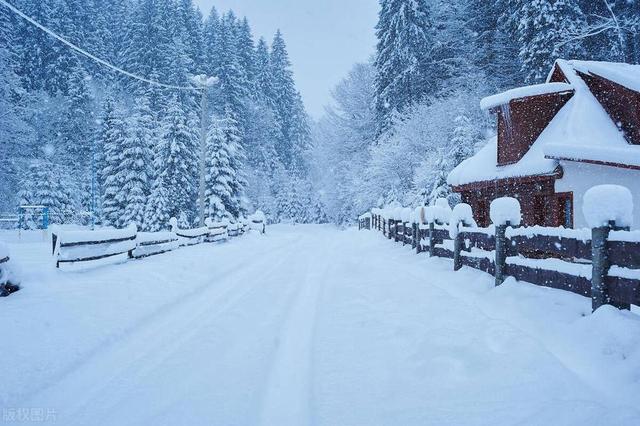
xmin=447 ymin=59 xmax=640 ymax=229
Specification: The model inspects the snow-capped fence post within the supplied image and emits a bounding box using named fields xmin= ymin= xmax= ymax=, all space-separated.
xmin=0 ymin=242 xmax=20 ymax=297
xmin=428 ymin=222 xmax=436 ymax=257
xmin=491 ymin=198 xmax=521 ymax=286
xmin=450 ymin=204 xmax=477 ymax=272
xmin=584 ymin=185 xmax=634 ymax=312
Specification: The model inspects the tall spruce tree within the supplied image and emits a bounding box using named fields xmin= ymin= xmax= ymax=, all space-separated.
xmin=516 ymin=0 xmax=587 ymax=83
xmin=374 ymin=0 xmax=435 ymax=134
xmin=99 ymin=97 xmax=127 ymax=227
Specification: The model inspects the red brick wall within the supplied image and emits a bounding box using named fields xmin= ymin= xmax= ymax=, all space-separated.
xmin=459 ymin=177 xmax=562 ymax=228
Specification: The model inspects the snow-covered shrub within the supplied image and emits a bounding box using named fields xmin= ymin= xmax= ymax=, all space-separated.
xmin=582 ymin=185 xmax=634 ymax=229
xmin=490 ymin=197 xmax=521 ymax=226
xmin=448 ymin=203 xmax=477 ymax=239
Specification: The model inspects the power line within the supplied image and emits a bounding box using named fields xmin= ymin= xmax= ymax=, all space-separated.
xmin=0 ymin=0 xmax=199 ymax=91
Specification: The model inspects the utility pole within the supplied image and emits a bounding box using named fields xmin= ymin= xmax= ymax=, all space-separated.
xmin=191 ymin=75 xmax=218 ymax=227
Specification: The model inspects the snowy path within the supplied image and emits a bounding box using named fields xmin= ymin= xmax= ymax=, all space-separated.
xmin=2 ymin=225 xmax=640 ymax=425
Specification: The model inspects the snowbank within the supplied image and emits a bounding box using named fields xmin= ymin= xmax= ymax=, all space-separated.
xmin=480 ymin=82 xmax=573 ymax=110
xmin=0 ymin=241 xmax=8 ymax=261
xmin=582 ymin=185 xmax=634 ymax=229
xmin=490 ymin=197 xmax=522 ymax=226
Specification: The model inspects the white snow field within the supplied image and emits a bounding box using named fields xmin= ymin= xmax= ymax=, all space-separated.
xmin=2 ymin=225 xmax=640 ymax=425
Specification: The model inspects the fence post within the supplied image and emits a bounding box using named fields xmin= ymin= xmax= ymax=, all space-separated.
xmin=453 ymin=231 xmax=463 ymax=271
xmin=428 ymin=222 xmax=435 ymax=257
xmin=494 ymin=222 xmax=509 ymax=286
xmin=591 ymin=220 xmax=630 ymax=312
xmin=412 ymin=223 xmax=418 ymax=250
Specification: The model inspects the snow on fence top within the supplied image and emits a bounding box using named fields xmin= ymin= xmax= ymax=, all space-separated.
xmin=480 ymin=82 xmax=573 ymax=110
xmin=51 ymin=224 xmax=137 ymax=245
xmin=136 ymin=231 xmax=177 ymax=245
xmin=448 ymin=203 xmax=477 ymax=239
xmin=490 ymin=197 xmax=522 ymax=226
xmin=506 ymin=225 xmax=591 ymax=241
xmin=358 ymin=212 xmax=372 ymax=220
xmin=582 ymin=185 xmax=633 ymax=229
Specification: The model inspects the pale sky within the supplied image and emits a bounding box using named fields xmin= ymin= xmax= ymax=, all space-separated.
xmin=193 ymin=0 xmax=379 ymax=119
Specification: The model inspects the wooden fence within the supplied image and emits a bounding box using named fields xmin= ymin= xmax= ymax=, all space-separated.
xmin=366 ymin=211 xmax=640 ymax=312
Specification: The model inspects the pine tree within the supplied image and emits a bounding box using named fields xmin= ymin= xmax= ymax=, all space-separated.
xmin=0 ymin=6 xmax=31 ymax=212
xmin=516 ymin=0 xmax=587 ymax=83
xmin=99 ymin=97 xmax=127 ymax=227
xmin=254 ymin=37 xmax=275 ymax=105
xmin=204 ymin=116 xmax=234 ymax=221
xmin=160 ymin=94 xmax=198 ymax=224
xmin=18 ymin=159 xmax=73 ymax=228
xmin=120 ymin=96 xmax=153 ymax=228
xmin=374 ymin=0 xmax=436 ymax=134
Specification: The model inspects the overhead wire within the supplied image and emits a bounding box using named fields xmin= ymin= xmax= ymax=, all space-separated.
xmin=0 ymin=0 xmax=200 ymax=91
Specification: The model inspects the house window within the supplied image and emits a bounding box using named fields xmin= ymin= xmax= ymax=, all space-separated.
xmin=556 ymin=192 xmax=573 ymax=228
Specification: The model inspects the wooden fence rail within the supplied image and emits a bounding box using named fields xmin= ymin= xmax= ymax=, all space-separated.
xmin=367 ymin=209 xmax=640 ymax=312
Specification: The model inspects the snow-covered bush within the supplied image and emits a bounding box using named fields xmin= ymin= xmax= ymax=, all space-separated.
xmin=413 ymin=206 xmax=426 ymax=224
xmin=448 ymin=203 xmax=477 ymax=239
xmin=401 ymin=208 xmax=413 ymax=223
xmin=426 ymin=198 xmax=452 ymax=224
xmin=582 ymin=185 xmax=634 ymax=229
xmin=490 ymin=197 xmax=521 ymax=226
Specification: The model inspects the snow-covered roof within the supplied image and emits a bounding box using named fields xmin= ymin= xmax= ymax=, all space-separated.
xmin=567 ymin=60 xmax=640 ymax=92
xmin=480 ymin=82 xmax=573 ymax=111
xmin=448 ymin=59 xmax=640 ymax=187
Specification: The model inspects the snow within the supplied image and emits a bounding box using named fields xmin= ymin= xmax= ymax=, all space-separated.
xmin=51 ymin=225 xmax=137 ymax=245
xmin=447 ymin=136 xmax=559 ymax=187
xmin=480 ymin=82 xmax=573 ymax=110
xmin=0 ymin=241 xmax=9 ymax=260
xmin=568 ymin=60 xmax=640 ymax=93
xmin=174 ymin=227 xmax=209 ymax=238
xmin=582 ymin=185 xmax=634 ymax=229
xmin=448 ymin=203 xmax=477 ymax=238
xmin=2 ymin=225 xmax=640 ymax=425
xmin=449 ymin=59 xmax=635 ymax=188
xmin=545 ymin=143 xmax=640 ymax=169
xmin=610 ymin=266 xmax=640 ymax=280
xmin=490 ymin=197 xmax=522 ymax=226
xmin=506 ymin=225 xmax=591 ymax=241
xmin=610 ymin=229 xmax=640 ymax=243
xmin=507 ymin=256 xmax=592 ymax=279
xmin=136 ymin=231 xmax=177 ymax=245
xmin=400 ymin=207 xmax=413 ymax=223
xmin=413 ymin=206 xmax=426 ymax=224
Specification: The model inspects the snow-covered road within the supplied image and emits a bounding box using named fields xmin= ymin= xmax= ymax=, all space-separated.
xmin=2 ymin=225 xmax=640 ymax=425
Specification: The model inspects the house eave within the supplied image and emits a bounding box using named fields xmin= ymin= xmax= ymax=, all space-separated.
xmin=451 ymin=167 xmax=563 ymax=193
xmin=545 ymin=155 xmax=640 ymax=171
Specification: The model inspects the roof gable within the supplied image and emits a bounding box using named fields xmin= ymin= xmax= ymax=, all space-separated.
xmin=449 ymin=59 xmax=640 ymax=187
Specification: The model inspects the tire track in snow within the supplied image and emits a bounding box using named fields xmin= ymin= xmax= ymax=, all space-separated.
xmin=19 ymin=234 xmax=305 ymax=419
xmin=258 ymin=230 xmax=335 ymax=426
